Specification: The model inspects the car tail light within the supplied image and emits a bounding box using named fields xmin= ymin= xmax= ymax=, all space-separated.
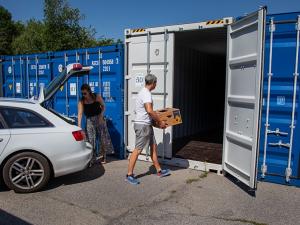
xmin=72 ymin=130 xmax=84 ymax=141
xmin=72 ymin=63 xmax=82 ymax=70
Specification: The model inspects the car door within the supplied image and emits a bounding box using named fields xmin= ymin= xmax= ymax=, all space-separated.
xmin=0 ymin=111 xmax=11 ymax=156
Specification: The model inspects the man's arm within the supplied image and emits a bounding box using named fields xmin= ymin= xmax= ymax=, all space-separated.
xmin=144 ymin=103 xmax=166 ymax=129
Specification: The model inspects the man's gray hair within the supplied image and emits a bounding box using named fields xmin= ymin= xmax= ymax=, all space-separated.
xmin=145 ymin=74 xmax=157 ymax=85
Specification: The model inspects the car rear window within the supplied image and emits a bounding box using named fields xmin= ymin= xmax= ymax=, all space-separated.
xmin=0 ymin=107 xmax=53 ymax=129
xmin=47 ymin=108 xmax=76 ymax=125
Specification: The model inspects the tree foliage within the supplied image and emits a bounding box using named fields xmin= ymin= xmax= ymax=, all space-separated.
xmin=1 ymin=1 xmax=119 ymax=55
xmin=0 ymin=6 xmax=22 ymax=55
xmin=12 ymin=20 xmax=46 ymax=54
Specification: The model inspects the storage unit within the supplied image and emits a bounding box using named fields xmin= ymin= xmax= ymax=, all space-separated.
xmin=26 ymin=53 xmax=52 ymax=98
xmin=52 ymin=49 xmax=84 ymax=118
xmin=258 ymin=12 xmax=300 ymax=186
xmin=0 ymin=57 xmax=4 ymax=97
xmin=125 ymin=8 xmax=300 ymax=188
xmin=0 ymin=44 xmax=125 ymax=159
xmin=1 ymin=53 xmax=52 ymax=99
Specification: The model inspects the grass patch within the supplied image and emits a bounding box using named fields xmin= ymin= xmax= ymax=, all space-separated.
xmin=199 ymin=171 xmax=208 ymax=178
xmin=186 ymin=171 xmax=209 ymax=184
xmin=186 ymin=177 xmax=200 ymax=184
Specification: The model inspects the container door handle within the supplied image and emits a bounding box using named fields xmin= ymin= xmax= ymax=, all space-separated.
xmin=268 ymin=140 xmax=290 ymax=148
xmin=267 ymin=128 xmax=288 ymax=136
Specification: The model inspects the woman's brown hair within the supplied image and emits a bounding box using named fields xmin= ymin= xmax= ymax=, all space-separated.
xmin=81 ymin=84 xmax=96 ymax=102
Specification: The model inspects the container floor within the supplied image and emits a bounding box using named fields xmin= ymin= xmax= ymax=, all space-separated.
xmin=173 ymin=129 xmax=223 ymax=164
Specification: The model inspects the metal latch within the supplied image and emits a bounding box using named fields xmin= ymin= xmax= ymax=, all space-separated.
xmin=285 ymin=168 xmax=292 ymax=182
xmin=269 ymin=140 xmax=290 ymax=148
xmin=296 ymin=16 xmax=300 ymax=31
xmin=267 ymin=128 xmax=288 ymax=136
xmin=269 ymin=18 xmax=275 ymax=32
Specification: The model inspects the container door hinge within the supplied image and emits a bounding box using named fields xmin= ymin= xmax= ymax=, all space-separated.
xmin=125 ymin=75 xmax=132 ymax=80
xmin=124 ymin=111 xmax=130 ymax=116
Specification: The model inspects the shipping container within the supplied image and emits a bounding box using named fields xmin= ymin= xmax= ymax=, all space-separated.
xmin=258 ymin=12 xmax=300 ymax=186
xmin=1 ymin=53 xmax=52 ymax=99
xmin=0 ymin=45 xmax=125 ymax=159
xmin=0 ymin=57 xmax=3 ymax=97
xmin=125 ymin=8 xmax=300 ymax=188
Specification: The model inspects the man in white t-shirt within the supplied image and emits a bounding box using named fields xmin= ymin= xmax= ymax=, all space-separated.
xmin=126 ymin=74 xmax=171 ymax=185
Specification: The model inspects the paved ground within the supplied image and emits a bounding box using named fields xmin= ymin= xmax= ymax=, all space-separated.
xmin=0 ymin=159 xmax=299 ymax=225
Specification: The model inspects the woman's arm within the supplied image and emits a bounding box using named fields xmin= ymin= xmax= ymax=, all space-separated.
xmin=77 ymin=101 xmax=84 ymax=128
xmin=96 ymin=94 xmax=105 ymax=116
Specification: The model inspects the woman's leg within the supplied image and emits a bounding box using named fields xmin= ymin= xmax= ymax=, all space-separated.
xmin=99 ymin=119 xmax=115 ymax=162
xmin=86 ymin=118 xmax=97 ymax=160
xmin=98 ymin=121 xmax=106 ymax=162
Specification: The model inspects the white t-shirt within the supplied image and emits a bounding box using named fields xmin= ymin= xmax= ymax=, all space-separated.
xmin=134 ymin=87 xmax=153 ymax=125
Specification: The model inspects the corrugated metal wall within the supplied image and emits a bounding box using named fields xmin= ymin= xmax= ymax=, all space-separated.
xmin=258 ymin=12 xmax=300 ymax=186
xmin=0 ymin=45 xmax=125 ymax=159
xmin=0 ymin=61 xmax=3 ymax=97
xmin=173 ymin=43 xmax=226 ymax=142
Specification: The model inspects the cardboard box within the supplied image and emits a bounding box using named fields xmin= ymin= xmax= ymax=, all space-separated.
xmin=155 ymin=108 xmax=182 ymax=127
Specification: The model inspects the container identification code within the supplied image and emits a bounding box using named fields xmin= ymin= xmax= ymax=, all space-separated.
xmin=277 ymin=96 xmax=285 ymax=106
xmin=135 ymin=74 xmax=144 ymax=87
xmin=70 ymin=83 xmax=77 ymax=96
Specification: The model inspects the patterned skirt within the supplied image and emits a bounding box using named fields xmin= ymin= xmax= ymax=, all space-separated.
xmin=85 ymin=115 xmax=115 ymax=160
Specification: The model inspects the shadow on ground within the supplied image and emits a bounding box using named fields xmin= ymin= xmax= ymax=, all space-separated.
xmin=0 ymin=162 xmax=105 ymax=193
xmin=0 ymin=209 xmax=33 ymax=225
xmin=224 ymin=172 xmax=256 ymax=197
xmin=135 ymin=164 xmax=186 ymax=179
xmin=43 ymin=162 xmax=105 ymax=191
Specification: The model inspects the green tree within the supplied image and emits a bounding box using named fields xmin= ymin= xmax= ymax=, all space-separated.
xmin=0 ymin=6 xmax=20 ymax=55
xmin=4 ymin=1 xmax=119 ymax=55
xmin=43 ymin=0 xmax=99 ymax=51
xmin=12 ymin=19 xmax=46 ymax=54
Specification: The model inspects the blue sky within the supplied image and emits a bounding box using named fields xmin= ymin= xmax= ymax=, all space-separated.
xmin=1 ymin=0 xmax=300 ymax=40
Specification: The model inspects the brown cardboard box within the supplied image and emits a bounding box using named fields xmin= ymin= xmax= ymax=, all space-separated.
xmin=155 ymin=108 xmax=182 ymax=127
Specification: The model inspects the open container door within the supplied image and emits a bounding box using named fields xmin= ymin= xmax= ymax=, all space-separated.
xmin=223 ymin=8 xmax=266 ymax=189
xmin=125 ymin=30 xmax=174 ymax=159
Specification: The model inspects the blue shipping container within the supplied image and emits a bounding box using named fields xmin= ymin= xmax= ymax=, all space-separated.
xmin=1 ymin=53 xmax=52 ymax=99
xmin=259 ymin=12 xmax=300 ymax=186
xmin=52 ymin=45 xmax=125 ymax=159
xmin=0 ymin=44 xmax=125 ymax=159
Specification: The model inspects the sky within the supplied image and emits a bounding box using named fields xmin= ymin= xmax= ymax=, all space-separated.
xmin=0 ymin=0 xmax=300 ymax=41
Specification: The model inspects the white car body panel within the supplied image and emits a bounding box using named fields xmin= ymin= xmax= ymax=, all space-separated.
xmin=0 ymin=98 xmax=93 ymax=178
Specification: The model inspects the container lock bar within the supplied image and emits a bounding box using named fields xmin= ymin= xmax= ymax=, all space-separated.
xmin=262 ymin=18 xmax=275 ymax=178
xmin=286 ymin=15 xmax=300 ymax=183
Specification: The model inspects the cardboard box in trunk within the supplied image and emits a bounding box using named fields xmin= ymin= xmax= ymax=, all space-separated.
xmin=155 ymin=108 xmax=182 ymax=127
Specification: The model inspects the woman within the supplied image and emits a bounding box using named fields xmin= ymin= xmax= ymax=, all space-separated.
xmin=78 ymin=84 xmax=114 ymax=164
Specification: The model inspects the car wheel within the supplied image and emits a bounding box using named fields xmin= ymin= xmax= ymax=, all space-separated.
xmin=2 ymin=152 xmax=51 ymax=193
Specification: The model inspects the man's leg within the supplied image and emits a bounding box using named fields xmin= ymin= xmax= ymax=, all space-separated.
xmin=150 ymin=144 xmax=161 ymax=172
xmin=127 ymin=148 xmax=142 ymax=176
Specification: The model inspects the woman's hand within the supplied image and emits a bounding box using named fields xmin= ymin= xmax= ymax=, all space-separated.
xmin=99 ymin=115 xmax=105 ymax=124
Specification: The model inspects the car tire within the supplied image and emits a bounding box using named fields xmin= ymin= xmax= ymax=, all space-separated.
xmin=2 ymin=152 xmax=51 ymax=193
